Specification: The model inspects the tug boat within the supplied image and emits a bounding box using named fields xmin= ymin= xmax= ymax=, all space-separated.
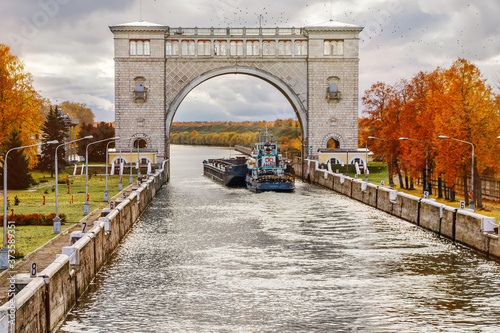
xmin=245 ymin=140 xmax=295 ymax=192
xmin=203 ymin=157 xmax=248 ymax=187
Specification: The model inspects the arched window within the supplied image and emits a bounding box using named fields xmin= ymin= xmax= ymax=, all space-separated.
xmin=246 ymin=41 xmax=253 ymax=56
xmin=230 ymin=41 xmax=237 ymax=55
xmin=181 ymin=41 xmax=188 ymax=55
xmin=188 ymin=42 xmax=195 ymax=55
xmin=253 ymin=41 xmax=259 ymax=55
xmin=198 ymin=41 xmax=204 ymax=55
xmin=172 ymin=41 xmax=179 ymax=55
xmin=220 ymin=41 xmax=227 ymax=55
xmin=143 ymin=41 xmax=150 ymax=55
xmin=330 ymin=158 xmax=342 ymax=165
xmin=278 ymin=41 xmax=285 ymax=55
xmin=134 ymin=139 xmax=148 ymax=148
xmin=294 ymin=41 xmax=307 ymax=56
xmin=237 ymin=41 xmax=244 ymax=55
xmin=327 ymin=138 xmax=340 ymax=148
xmin=263 ymin=41 xmax=270 ymax=55
xmin=324 ymin=40 xmax=344 ymax=56
xmin=285 ymin=41 xmax=292 ymax=55
xmin=205 ymin=42 xmax=211 ymax=55
xmin=165 ymin=41 xmax=172 ymax=55
xmin=137 ymin=41 xmax=144 ymax=55
xmin=351 ymin=157 xmax=366 ymax=167
xmin=129 ymin=41 xmax=137 ymax=55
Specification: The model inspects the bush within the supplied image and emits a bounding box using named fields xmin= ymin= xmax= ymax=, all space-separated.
xmin=14 ymin=196 xmax=20 ymax=205
xmin=58 ymin=177 xmax=69 ymax=184
xmin=40 ymin=179 xmax=49 ymax=183
xmin=0 ymin=213 xmax=67 ymax=226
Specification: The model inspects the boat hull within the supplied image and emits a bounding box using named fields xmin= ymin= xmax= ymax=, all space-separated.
xmin=245 ymin=175 xmax=295 ymax=192
xmin=203 ymin=158 xmax=248 ymax=187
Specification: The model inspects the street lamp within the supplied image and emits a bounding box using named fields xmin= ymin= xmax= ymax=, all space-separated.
xmin=54 ymin=135 xmax=93 ymax=233
xmin=399 ymin=137 xmax=430 ymax=194
xmin=368 ymin=136 xmax=394 ymax=187
xmin=105 ymin=137 xmax=120 ymax=202
xmin=438 ymin=135 xmax=475 ymax=211
xmin=1 ymin=140 xmax=58 ymax=269
xmin=84 ymin=137 xmax=119 ymax=216
xmin=364 ymin=141 xmax=369 ymax=182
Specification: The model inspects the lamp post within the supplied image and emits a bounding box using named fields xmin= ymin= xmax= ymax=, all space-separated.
xmin=85 ymin=137 xmax=119 ymax=216
xmin=368 ymin=136 xmax=394 ymax=187
xmin=438 ymin=135 xmax=475 ymax=211
xmin=105 ymin=137 xmax=120 ymax=202
xmin=54 ymin=135 xmax=93 ymax=233
xmin=399 ymin=137 xmax=429 ymax=195
xmin=1 ymin=140 xmax=59 ymax=269
xmin=364 ymin=141 xmax=369 ymax=182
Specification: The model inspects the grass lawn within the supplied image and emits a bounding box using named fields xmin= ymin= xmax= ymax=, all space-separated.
xmin=0 ymin=225 xmax=73 ymax=258
xmin=1 ymin=168 xmax=140 ymax=260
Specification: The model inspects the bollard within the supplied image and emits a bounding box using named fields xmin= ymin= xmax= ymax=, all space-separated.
xmin=67 ymin=185 xmax=70 ymax=194
xmin=11 ymin=209 xmax=14 ymax=216
xmin=43 ymin=195 xmax=45 ymax=205
xmin=100 ymin=174 xmax=102 ymax=181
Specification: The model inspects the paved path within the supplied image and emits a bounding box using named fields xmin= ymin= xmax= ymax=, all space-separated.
xmin=0 ymin=184 xmax=134 ymax=305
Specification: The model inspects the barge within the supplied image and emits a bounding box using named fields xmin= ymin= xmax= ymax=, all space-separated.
xmin=203 ymin=157 xmax=248 ymax=187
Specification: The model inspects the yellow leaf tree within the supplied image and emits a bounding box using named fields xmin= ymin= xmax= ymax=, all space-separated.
xmin=0 ymin=44 xmax=45 ymax=166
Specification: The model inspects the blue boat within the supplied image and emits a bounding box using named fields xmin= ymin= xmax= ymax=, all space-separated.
xmin=245 ymin=140 xmax=295 ymax=192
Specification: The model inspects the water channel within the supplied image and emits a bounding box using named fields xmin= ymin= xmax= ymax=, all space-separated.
xmin=58 ymin=145 xmax=500 ymax=332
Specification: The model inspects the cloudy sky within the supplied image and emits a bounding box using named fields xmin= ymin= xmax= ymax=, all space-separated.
xmin=1 ymin=0 xmax=499 ymax=122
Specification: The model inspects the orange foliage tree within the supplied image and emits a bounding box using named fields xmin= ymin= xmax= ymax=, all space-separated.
xmin=0 ymin=44 xmax=45 ymax=166
xmin=362 ymin=59 xmax=500 ymax=208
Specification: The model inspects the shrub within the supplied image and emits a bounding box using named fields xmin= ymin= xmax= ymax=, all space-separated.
xmin=58 ymin=177 xmax=69 ymax=184
xmin=14 ymin=196 xmax=20 ymax=205
xmin=0 ymin=213 xmax=67 ymax=226
xmin=40 ymin=179 xmax=48 ymax=183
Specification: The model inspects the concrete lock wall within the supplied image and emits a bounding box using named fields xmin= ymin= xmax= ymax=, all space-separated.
xmin=0 ymin=167 xmax=168 ymax=333
xmin=300 ymin=159 xmax=500 ymax=261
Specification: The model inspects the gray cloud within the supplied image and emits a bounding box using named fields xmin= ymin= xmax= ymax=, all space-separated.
xmin=1 ymin=0 xmax=499 ymax=122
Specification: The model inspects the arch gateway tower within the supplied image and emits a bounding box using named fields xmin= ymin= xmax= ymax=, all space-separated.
xmin=109 ymin=20 xmax=363 ymax=162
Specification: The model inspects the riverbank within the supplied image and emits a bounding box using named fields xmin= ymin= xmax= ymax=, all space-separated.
xmin=0 ymin=163 xmax=169 ymax=332
xmin=296 ymin=158 xmax=500 ymax=261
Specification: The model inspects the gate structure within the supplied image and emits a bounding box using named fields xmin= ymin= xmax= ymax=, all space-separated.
xmin=109 ymin=20 xmax=363 ymax=161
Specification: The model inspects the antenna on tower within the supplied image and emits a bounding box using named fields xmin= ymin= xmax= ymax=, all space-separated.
xmin=330 ymin=0 xmax=334 ymax=21
xmin=139 ymin=0 xmax=143 ymax=21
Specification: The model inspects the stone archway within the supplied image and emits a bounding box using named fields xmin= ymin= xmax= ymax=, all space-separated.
xmin=166 ymin=66 xmax=307 ymax=139
xmin=321 ymin=133 xmax=345 ymax=149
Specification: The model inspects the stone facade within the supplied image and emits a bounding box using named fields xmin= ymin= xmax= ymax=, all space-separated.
xmin=109 ymin=21 xmax=363 ymax=160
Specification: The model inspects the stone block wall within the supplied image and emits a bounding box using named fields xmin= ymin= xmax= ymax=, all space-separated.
xmin=299 ymin=158 xmax=500 ymax=261
xmin=0 ymin=166 xmax=169 ymax=333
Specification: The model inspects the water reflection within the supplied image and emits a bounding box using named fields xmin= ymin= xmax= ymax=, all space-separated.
xmin=58 ymin=145 xmax=500 ymax=333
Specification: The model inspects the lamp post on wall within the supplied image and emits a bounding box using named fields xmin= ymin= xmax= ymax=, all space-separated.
xmin=54 ymin=136 xmax=93 ymax=233
xmin=399 ymin=137 xmax=429 ymax=195
xmin=85 ymin=137 xmax=119 ymax=216
xmin=367 ymin=136 xmax=394 ymax=187
xmin=105 ymin=137 xmax=120 ymax=202
xmin=364 ymin=141 xmax=369 ymax=182
xmin=438 ymin=135 xmax=475 ymax=211
xmin=1 ymin=140 xmax=59 ymax=269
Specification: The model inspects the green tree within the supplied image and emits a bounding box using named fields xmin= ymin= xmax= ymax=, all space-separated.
xmin=77 ymin=122 xmax=115 ymax=162
xmin=0 ymin=127 xmax=33 ymax=189
xmin=39 ymin=106 xmax=68 ymax=177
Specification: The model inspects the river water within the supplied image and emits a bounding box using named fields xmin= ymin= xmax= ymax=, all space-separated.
xmin=58 ymin=145 xmax=500 ymax=333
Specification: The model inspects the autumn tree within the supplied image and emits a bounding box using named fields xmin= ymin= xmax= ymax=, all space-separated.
xmin=0 ymin=128 xmax=33 ymax=189
xmin=433 ymin=59 xmax=500 ymax=208
xmin=0 ymin=44 xmax=45 ymax=166
xmin=60 ymin=101 xmax=95 ymax=130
